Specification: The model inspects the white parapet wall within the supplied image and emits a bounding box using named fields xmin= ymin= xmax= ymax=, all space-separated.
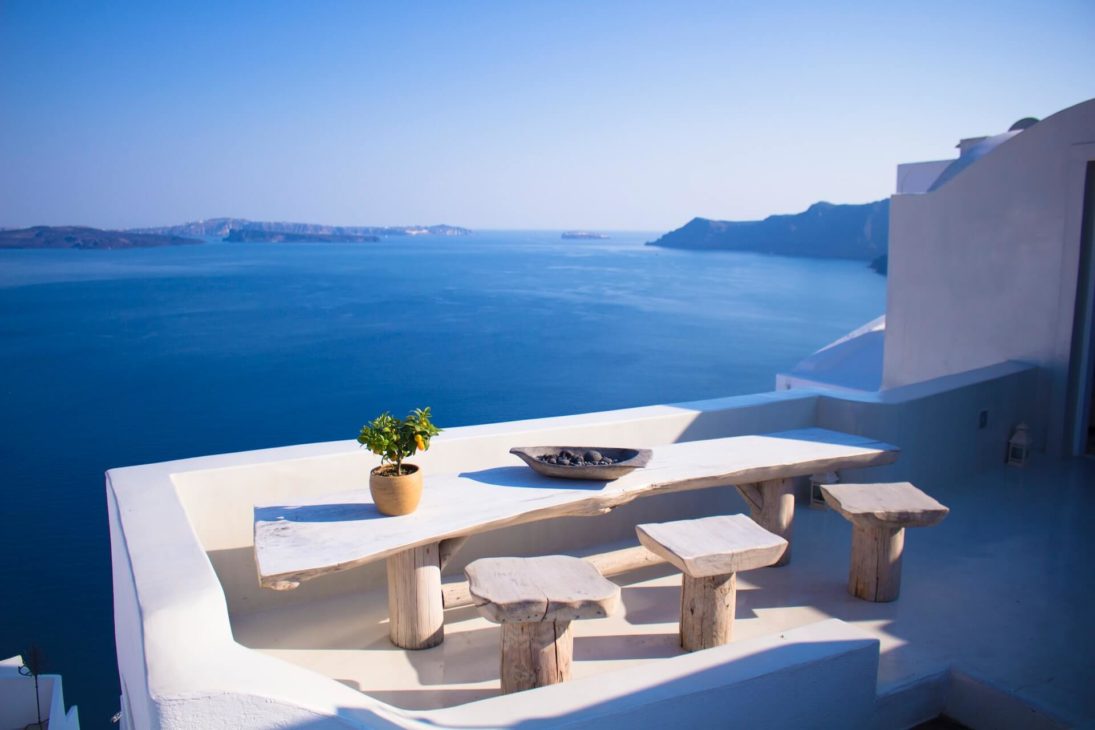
xmin=896 ymin=159 xmax=952 ymax=194
xmin=107 ymin=361 xmax=1038 ymax=728
xmin=0 ymin=655 xmax=80 ymax=730
xmin=415 ymin=619 xmax=880 ymax=729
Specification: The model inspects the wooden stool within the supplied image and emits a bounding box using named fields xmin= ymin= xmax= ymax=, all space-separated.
xmin=465 ymin=555 xmax=620 ymax=694
xmin=821 ymin=482 xmax=949 ymax=602
xmin=636 ymin=514 xmax=787 ymax=651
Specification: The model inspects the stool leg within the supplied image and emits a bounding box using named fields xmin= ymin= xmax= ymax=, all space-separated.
xmin=849 ymin=524 xmax=905 ymax=602
xmin=501 ymin=620 xmax=573 ymax=693
xmin=680 ymin=572 xmax=736 ymax=651
xmin=387 ymin=543 xmax=444 ymax=649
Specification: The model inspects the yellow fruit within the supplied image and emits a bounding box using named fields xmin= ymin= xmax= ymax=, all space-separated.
xmin=415 ymin=435 xmax=425 ymax=451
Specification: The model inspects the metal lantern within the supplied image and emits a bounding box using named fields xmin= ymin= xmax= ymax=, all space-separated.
xmin=1007 ymin=423 xmax=1031 ymax=467
xmin=810 ymin=471 xmax=839 ymax=508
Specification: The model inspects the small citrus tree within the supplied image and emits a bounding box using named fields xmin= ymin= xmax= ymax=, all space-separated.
xmin=357 ymin=407 xmax=441 ymax=475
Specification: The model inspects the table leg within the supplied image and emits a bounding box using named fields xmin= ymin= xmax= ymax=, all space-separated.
xmin=501 ymin=619 xmax=573 ymax=693
xmin=680 ymin=571 xmax=736 ymax=651
xmin=438 ymin=536 xmax=468 ymax=571
xmin=737 ymin=478 xmax=795 ymax=566
xmin=849 ymin=523 xmax=905 ymax=602
xmin=387 ymin=542 xmax=444 ymax=649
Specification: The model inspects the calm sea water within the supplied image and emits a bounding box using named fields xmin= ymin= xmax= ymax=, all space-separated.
xmin=0 ymin=230 xmax=885 ymax=726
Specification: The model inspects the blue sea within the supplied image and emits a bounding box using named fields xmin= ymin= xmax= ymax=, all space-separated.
xmin=0 ymin=230 xmax=885 ymax=726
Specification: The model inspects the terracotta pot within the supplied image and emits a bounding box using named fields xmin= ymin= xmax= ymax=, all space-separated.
xmin=369 ymin=464 xmax=423 ymax=516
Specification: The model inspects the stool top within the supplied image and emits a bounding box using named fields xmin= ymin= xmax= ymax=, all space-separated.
xmin=635 ymin=514 xmax=787 ymax=577
xmin=465 ymin=555 xmax=620 ymax=624
xmin=821 ymin=482 xmax=949 ymax=529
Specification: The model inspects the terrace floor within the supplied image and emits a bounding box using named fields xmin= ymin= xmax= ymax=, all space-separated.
xmin=229 ymin=456 xmax=1094 ymax=726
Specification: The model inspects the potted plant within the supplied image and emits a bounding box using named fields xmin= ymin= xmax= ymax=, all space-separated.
xmin=357 ymin=407 xmax=441 ymax=515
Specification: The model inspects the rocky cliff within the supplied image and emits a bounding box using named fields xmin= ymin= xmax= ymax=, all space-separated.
xmin=648 ymin=200 xmax=889 ymax=263
xmin=223 ymin=229 xmax=380 ymax=243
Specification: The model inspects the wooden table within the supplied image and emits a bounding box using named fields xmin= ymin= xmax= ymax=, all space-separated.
xmin=254 ymin=428 xmax=898 ymax=648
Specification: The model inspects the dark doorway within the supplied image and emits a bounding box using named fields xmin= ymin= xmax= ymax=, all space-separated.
xmin=1068 ymin=162 xmax=1095 ymax=455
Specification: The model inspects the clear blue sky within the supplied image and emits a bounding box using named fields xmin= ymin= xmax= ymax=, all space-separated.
xmin=1 ymin=1 xmax=1093 ymax=231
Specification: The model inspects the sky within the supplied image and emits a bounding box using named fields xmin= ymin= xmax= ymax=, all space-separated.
xmin=1 ymin=1 xmax=1093 ymax=232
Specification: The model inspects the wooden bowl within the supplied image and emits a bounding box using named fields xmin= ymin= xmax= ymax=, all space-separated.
xmin=509 ymin=446 xmax=652 ymax=481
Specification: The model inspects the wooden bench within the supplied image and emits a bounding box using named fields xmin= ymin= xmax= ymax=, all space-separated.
xmin=636 ymin=514 xmax=787 ymax=651
xmin=465 ymin=555 xmax=620 ymax=693
xmin=821 ymin=482 xmax=949 ymax=602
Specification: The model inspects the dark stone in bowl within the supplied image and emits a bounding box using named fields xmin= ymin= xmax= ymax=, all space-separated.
xmin=509 ymin=446 xmax=652 ymax=481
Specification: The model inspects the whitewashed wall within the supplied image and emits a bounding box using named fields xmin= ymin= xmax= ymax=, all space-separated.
xmin=895 ymin=159 xmax=951 ymax=194
xmin=0 ymin=656 xmax=80 ymax=729
xmin=883 ymin=98 xmax=1095 ymax=453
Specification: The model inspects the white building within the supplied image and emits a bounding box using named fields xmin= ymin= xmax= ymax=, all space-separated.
xmin=885 ymin=101 xmax=1095 ymax=457
xmin=782 ymin=99 xmax=1095 ymax=458
xmin=109 ymin=99 xmax=1095 ymax=729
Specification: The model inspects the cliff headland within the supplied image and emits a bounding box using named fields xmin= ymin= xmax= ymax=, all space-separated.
xmin=223 ymin=229 xmax=380 ymax=243
xmin=648 ymin=200 xmax=889 ymax=270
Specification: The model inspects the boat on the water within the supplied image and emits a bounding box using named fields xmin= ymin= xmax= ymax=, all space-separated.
xmin=561 ymin=231 xmax=610 ymax=240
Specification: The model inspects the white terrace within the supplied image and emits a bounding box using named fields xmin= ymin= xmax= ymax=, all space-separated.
xmin=108 ymin=99 xmax=1095 ymax=729
xmin=108 ymin=362 xmax=1091 ymax=729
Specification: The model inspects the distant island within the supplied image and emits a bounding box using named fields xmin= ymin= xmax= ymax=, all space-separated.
xmin=648 ymin=200 xmax=889 ymax=273
xmin=562 ymin=231 xmax=610 ymax=240
xmin=132 ymin=218 xmax=472 ymax=239
xmin=223 ymin=229 xmax=380 ymax=243
xmin=1 ymin=219 xmax=473 ymax=250
xmin=0 ymin=226 xmax=201 ymax=250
